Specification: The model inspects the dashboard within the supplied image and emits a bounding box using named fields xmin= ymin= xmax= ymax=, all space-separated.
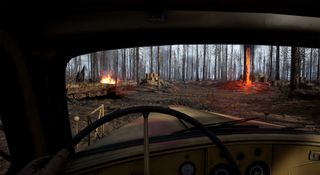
xmin=65 ymin=134 xmax=320 ymax=175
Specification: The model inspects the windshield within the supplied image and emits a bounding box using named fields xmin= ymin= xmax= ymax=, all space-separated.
xmin=65 ymin=45 xmax=320 ymax=151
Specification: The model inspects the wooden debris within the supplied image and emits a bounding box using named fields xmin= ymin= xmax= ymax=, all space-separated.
xmin=141 ymin=73 xmax=166 ymax=86
xmin=66 ymin=83 xmax=118 ymax=99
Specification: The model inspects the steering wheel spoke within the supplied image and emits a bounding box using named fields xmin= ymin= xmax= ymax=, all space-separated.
xmin=143 ymin=111 xmax=150 ymax=175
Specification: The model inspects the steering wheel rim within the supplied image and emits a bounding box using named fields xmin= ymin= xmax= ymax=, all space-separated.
xmin=68 ymin=106 xmax=241 ymax=175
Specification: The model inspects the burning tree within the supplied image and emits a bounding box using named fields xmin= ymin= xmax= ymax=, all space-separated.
xmin=244 ymin=44 xmax=252 ymax=86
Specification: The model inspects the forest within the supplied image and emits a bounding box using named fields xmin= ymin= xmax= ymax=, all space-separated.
xmin=66 ymin=45 xmax=320 ymax=88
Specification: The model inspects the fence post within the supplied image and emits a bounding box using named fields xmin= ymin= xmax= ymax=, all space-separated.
xmin=73 ymin=116 xmax=80 ymax=149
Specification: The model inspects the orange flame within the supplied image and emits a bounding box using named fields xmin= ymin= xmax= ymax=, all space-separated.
xmin=100 ymin=74 xmax=118 ymax=85
xmin=245 ymin=46 xmax=252 ymax=86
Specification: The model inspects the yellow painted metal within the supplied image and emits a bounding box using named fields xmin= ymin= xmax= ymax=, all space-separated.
xmin=65 ymin=136 xmax=320 ymax=175
xmin=272 ymin=145 xmax=320 ymax=175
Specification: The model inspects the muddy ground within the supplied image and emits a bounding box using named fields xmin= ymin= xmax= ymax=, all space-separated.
xmin=1 ymin=80 xmax=320 ymax=174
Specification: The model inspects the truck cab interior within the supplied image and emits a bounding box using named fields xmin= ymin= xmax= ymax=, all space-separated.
xmin=1 ymin=1 xmax=320 ymax=175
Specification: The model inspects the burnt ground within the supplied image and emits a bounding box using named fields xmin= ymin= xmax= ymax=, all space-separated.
xmin=1 ymin=80 xmax=320 ymax=174
xmin=66 ymin=80 xmax=320 ymax=151
xmin=68 ymin=80 xmax=320 ymax=133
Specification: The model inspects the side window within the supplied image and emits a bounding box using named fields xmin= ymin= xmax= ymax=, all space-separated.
xmin=0 ymin=117 xmax=10 ymax=173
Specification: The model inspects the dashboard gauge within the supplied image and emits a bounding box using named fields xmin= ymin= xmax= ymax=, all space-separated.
xmin=246 ymin=161 xmax=270 ymax=175
xmin=179 ymin=161 xmax=196 ymax=175
xmin=210 ymin=163 xmax=232 ymax=175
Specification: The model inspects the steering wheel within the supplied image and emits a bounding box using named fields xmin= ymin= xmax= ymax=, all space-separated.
xmin=68 ymin=106 xmax=241 ymax=175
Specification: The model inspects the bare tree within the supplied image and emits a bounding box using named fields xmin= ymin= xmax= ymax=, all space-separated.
xmin=114 ymin=50 xmax=119 ymax=85
xmin=176 ymin=45 xmax=180 ymax=80
xmin=291 ymin=46 xmax=300 ymax=90
xmin=301 ymin=48 xmax=306 ymax=78
xmin=122 ymin=49 xmax=126 ymax=80
xmin=182 ymin=45 xmax=186 ymax=82
xmin=269 ymin=46 xmax=273 ymax=80
xmin=225 ymin=45 xmax=228 ymax=80
xmin=169 ymin=45 xmax=172 ymax=80
xmin=275 ymin=46 xmax=280 ymax=80
xmin=250 ymin=45 xmax=255 ymax=80
xmin=202 ymin=44 xmax=207 ymax=80
xmin=310 ymin=48 xmax=313 ymax=80
xmin=215 ymin=45 xmax=218 ymax=80
xmin=191 ymin=45 xmax=194 ymax=80
xmin=87 ymin=55 xmax=91 ymax=80
xmin=244 ymin=44 xmax=251 ymax=85
xmin=318 ymin=48 xmax=320 ymax=80
xmin=285 ymin=47 xmax=290 ymax=80
xmin=230 ymin=45 xmax=234 ymax=80
xmin=150 ymin=46 xmax=153 ymax=73
xmin=239 ymin=45 xmax=243 ymax=80
xmin=258 ymin=51 xmax=262 ymax=74
xmin=91 ymin=53 xmax=99 ymax=82
xmin=196 ymin=45 xmax=199 ymax=81
xmin=263 ymin=54 xmax=266 ymax=77
xmin=219 ymin=45 xmax=222 ymax=80
xmin=135 ymin=47 xmax=140 ymax=85
xmin=207 ymin=45 xmax=212 ymax=79
xmin=157 ymin=46 xmax=161 ymax=89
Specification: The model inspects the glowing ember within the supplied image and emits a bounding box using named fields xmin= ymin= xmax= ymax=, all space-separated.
xmin=244 ymin=46 xmax=252 ymax=86
xmin=100 ymin=74 xmax=118 ymax=84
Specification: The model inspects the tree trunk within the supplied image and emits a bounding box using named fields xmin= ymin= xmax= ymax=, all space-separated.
xmin=150 ymin=46 xmax=153 ymax=73
xmin=91 ymin=53 xmax=98 ymax=82
xmin=239 ymin=46 xmax=243 ymax=80
xmin=318 ymin=48 xmax=320 ymax=80
xmin=208 ymin=46 xmax=211 ymax=79
xmin=275 ymin=46 xmax=280 ymax=80
xmin=215 ymin=45 xmax=218 ymax=80
xmin=130 ymin=49 xmax=134 ymax=80
xmin=219 ymin=45 xmax=222 ymax=80
xmin=290 ymin=47 xmax=300 ymax=90
xmin=73 ymin=56 xmax=78 ymax=79
xmin=100 ymin=51 xmax=105 ymax=73
xmin=135 ymin=47 xmax=140 ymax=85
xmin=202 ymin=44 xmax=206 ymax=80
xmin=196 ymin=45 xmax=199 ymax=81
xmin=244 ymin=44 xmax=251 ymax=85
xmin=225 ymin=45 xmax=228 ymax=80
xmin=258 ymin=51 xmax=261 ymax=76
xmin=176 ymin=45 xmax=180 ymax=80
xmin=191 ymin=46 xmax=194 ymax=80
xmin=182 ymin=45 xmax=186 ymax=82
xmin=243 ymin=45 xmax=246 ymax=80
xmin=281 ymin=47 xmax=287 ymax=80
xmin=87 ymin=55 xmax=91 ymax=80
xmin=114 ymin=50 xmax=119 ymax=86
xmin=301 ymin=48 xmax=306 ymax=78
xmin=263 ymin=54 xmax=266 ymax=77
xmin=169 ymin=45 xmax=172 ymax=81
xmin=230 ymin=45 xmax=234 ymax=80
xmin=310 ymin=48 xmax=313 ymax=80
xmin=269 ymin=46 xmax=273 ymax=80
xmin=122 ymin=49 xmax=126 ymax=80
xmin=250 ymin=45 xmax=255 ymax=80
xmin=157 ymin=46 xmax=161 ymax=89
xmin=285 ymin=48 xmax=289 ymax=80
